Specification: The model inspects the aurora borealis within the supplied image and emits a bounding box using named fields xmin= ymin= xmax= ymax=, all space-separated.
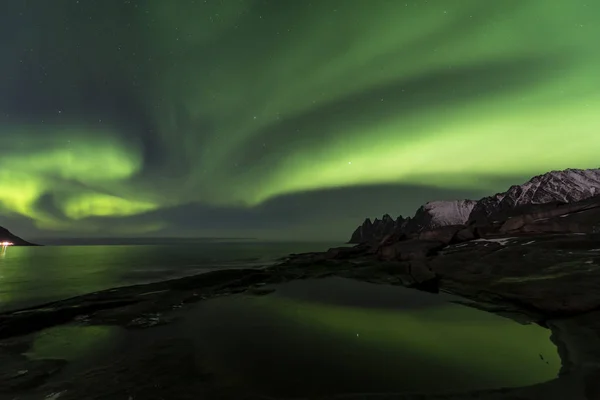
xmin=1 ymin=0 xmax=599 ymax=240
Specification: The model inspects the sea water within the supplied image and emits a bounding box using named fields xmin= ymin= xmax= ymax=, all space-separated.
xmin=0 ymin=240 xmax=338 ymax=312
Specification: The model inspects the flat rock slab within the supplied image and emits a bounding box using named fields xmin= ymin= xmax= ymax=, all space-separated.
xmin=431 ymin=234 xmax=600 ymax=316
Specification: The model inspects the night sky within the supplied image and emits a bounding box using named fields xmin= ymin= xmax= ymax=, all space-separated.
xmin=1 ymin=0 xmax=598 ymax=241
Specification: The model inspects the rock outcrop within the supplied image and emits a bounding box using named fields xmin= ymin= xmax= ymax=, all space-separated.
xmin=428 ymin=233 xmax=600 ymax=317
xmin=348 ymin=200 xmax=476 ymax=243
xmin=0 ymin=226 xmax=37 ymax=246
xmin=349 ymin=168 xmax=600 ymax=244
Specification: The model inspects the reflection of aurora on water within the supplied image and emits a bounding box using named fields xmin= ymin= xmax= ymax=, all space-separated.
xmin=183 ymin=279 xmax=561 ymax=396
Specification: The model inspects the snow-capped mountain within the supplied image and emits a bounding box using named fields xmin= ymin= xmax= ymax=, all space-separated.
xmin=468 ymin=168 xmax=600 ymax=224
xmin=414 ymin=200 xmax=477 ymax=228
xmin=348 ymin=168 xmax=600 ymax=243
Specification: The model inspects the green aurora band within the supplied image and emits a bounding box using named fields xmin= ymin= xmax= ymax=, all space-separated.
xmin=1 ymin=0 xmax=599 ymax=234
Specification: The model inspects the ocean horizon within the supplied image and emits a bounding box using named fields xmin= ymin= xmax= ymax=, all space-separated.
xmin=0 ymin=240 xmax=342 ymax=313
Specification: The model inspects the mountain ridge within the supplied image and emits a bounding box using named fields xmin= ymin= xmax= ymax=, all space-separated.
xmin=349 ymin=168 xmax=600 ymax=243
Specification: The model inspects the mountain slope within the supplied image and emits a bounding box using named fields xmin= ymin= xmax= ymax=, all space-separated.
xmin=468 ymin=168 xmax=600 ymax=224
xmin=349 ymin=168 xmax=600 ymax=243
xmin=0 ymin=226 xmax=37 ymax=246
xmin=408 ymin=200 xmax=477 ymax=231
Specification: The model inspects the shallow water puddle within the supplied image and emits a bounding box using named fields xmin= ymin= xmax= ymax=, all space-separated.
xmin=184 ymin=277 xmax=560 ymax=397
xmin=25 ymin=325 xmax=124 ymax=362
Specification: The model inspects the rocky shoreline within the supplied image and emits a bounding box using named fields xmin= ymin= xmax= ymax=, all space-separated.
xmin=2 ymin=196 xmax=600 ymax=398
xmin=1 ymin=238 xmax=599 ymax=398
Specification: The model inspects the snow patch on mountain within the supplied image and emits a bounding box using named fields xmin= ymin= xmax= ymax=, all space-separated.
xmin=423 ymin=200 xmax=477 ymax=227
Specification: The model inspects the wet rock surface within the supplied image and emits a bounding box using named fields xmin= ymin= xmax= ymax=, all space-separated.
xmin=0 ymin=355 xmax=66 ymax=392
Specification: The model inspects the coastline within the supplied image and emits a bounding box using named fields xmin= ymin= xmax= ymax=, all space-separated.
xmin=1 ymin=231 xmax=600 ymax=398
